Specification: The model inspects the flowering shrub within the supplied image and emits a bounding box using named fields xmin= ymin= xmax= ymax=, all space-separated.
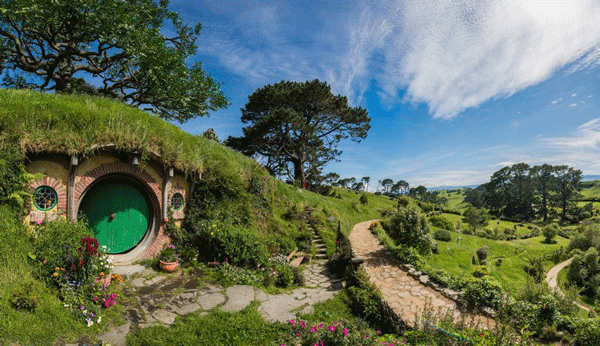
xmin=281 ymin=319 xmax=376 ymax=346
xmin=34 ymin=220 xmax=120 ymax=327
xmin=159 ymin=244 xmax=179 ymax=262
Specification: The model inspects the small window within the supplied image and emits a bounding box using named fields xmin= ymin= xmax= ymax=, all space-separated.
xmin=33 ymin=186 xmax=58 ymax=211
xmin=171 ymin=193 xmax=184 ymax=211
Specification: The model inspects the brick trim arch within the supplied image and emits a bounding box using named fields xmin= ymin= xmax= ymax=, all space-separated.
xmin=74 ymin=163 xmax=168 ymax=261
xmin=74 ymin=163 xmax=163 ymax=211
xmin=29 ymin=175 xmax=67 ymax=222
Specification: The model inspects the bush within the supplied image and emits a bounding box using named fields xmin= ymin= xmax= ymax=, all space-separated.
xmin=462 ymin=276 xmax=503 ymax=309
xmin=429 ymin=215 xmax=455 ymax=231
xmin=543 ymin=223 xmax=560 ymax=243
xmin=433 ymin=230 xmax=452 ymax=242
xmin=476 ymin=247 xmax=488 ymax=263
xmin=359 ymin=193 xmax=368 ymax=205
xmin=185 ymin=221 xmax=267 ymax=267
xmin=472 ymin=265 xmax=490 ymax=278
xmin=380 ymin=205 xmax=432 ymax=255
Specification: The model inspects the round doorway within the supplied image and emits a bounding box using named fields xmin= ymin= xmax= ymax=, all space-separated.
xmin=79 ymin=177 xmax=152 ymax=254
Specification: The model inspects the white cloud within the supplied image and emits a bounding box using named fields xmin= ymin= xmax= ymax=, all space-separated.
xmin=544 ymin=118 xmax=600 ymax=149
xmin=352 ymin=0 xmax=600 ymax=118
xmin=572 ymin=93 xmax=578 ymax=97
xmin=570 ymin=103 xmax=578 ymax=107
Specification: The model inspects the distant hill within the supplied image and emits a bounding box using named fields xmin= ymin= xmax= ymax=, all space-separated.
xmin=428 ymin=184 xmax=479 ymax=191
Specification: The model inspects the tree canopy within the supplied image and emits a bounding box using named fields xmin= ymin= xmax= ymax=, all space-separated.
xmin=464 ymin=163 xmax=582 ymax=221
xmin=226 ymin=79 xmax=370 ymax=188
xmin=0 ymin=0 xmax=228 ymax=123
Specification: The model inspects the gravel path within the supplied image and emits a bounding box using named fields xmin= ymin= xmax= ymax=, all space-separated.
xmin=545 ymin=257 xmax=590 ymax=313
xmin=348 ymin=220 xmax=492 ymax=327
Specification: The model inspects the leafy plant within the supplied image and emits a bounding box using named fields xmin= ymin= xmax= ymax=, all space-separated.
xmin=159 ymin=244 xmax=179 ymax=263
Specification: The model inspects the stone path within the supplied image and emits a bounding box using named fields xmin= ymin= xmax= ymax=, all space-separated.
xmin=545 ymin=257 xmax=590 ymax=313
xmin=96 ymin=261 xmax=341 ymax=346
xmin=348 ymin=220 xmax=492 ymax=327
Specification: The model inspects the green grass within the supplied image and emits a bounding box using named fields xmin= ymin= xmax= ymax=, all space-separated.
xmin=436 ymin=188 xmax=468 ymax=211
xmin=127 ymin=292 xmax=367 ymax=346
xmin=0 ymin=206 xmax=96 ymax=344
xmin=425 ymin=230 xmax=568 ymax=293
xmin=0 ymin=89 xmax=261 ymax=174
xmin=439 ymin=212 xmax=533 ymax=235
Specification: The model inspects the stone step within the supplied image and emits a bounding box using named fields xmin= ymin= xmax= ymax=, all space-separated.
xmin=314 ymin=254 xmax=327 ymax=259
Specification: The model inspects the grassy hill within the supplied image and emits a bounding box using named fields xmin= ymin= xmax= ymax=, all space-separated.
xmin=0 ymin=90 xmax=397 ymax=344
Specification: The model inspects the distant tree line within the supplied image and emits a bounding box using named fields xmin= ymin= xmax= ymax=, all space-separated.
xmin=464 ymin=163 xmax=582 ymax=221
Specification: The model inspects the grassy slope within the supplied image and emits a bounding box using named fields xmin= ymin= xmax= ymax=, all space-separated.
xmin=436 ymin=188 xmax=468 ymax=211
xmin=426 ymin=230 xmax=568 ymax=293
xmin=0 ymin=91 xmax=396 ymax=344
xmin=440 ymin=212 xmax=533 ymax=235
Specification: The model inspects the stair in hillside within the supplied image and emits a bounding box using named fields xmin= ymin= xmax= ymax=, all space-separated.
xmin=306 ymin=206 xmax=328 ymax=260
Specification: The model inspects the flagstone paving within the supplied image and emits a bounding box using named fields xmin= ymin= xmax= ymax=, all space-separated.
xmin=348 ymin=220 xmax=492 ymax=327
xmin=94 ymin=261 xmax=341 ymax=346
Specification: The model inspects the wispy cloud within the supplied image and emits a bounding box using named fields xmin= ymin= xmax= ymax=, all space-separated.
xmin=363 ymin=0 xmax=600 ymax=118
xmin=544 ymin=118 xmax=600 ymax=150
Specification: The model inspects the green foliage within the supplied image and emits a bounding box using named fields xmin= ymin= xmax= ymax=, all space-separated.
xmin=184 ymin=221 xmax=267 ymax=268
xmin=380 ymin=204 xmax=432 ymax=255
xmin=462 ymin=204 xmax=490 ymax=232
xmin=573 ymin=317 xmax=600 ymax=346
xmin=429 ymin=215 xmax=455 ymax=231
xmin=543 ymin=223 xmax=560 ymax=243
xmin=203 ymin=262 xmax=264 ymax=287
xmin=433 ymin=229 xmax=452 ymax=242
xmin=10 ymin=283 xmax=38 ymax=312
xmin=0 ymin=137 xmax=36 ymax=214
xmin=226 ymin=79 xmax=370 ymax=187
xmin=462 ymin=276 xmax=504 ymax=309
xmin=359 ymin=193 xmax=368 ymax=205
xmin=0 ymin=0 xmax=228 ymax=123
xmin=127 ymin=304 xmax=288 ymax=346
xmin=283 ymin=319 xmax=376 ymax=346
xmin=472 ymin=265 xmax=490 ymax=278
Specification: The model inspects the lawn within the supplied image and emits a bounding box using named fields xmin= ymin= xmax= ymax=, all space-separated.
xmin=425 ymin=230 xmax=569 ymax=293
xmin=439 ymin=212 xmax=534 ymax=235
xmin=436 ymin=188 xmax=468 ymax=211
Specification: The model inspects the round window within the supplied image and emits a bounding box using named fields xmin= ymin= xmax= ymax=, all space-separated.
xmin=171 ymin=193 xmax=184 ymax=211
xmin=33 ymin=186 xmax=58 ymax=211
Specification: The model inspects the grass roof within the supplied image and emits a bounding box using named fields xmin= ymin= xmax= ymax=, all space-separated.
xmin=0 ymin=89 xmax=255 ymax=175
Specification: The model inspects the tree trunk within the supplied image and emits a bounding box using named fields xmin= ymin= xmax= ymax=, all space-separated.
xmin=292 ymin=158 xmax=305 ymax=189
xmin=542 ymin=193 xmax=547 ymax=222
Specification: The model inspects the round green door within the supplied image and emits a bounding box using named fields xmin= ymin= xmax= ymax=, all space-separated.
xmin=79 ymin=181 xmax=151 ymax=254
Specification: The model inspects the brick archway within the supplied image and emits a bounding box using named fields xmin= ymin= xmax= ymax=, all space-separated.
xmin=74 ymin=162 xmax=167 ymax=262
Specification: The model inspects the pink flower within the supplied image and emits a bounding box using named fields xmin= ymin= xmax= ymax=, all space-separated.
xmin=319 ymin=323 xmax=324 ymax=329
xmin=377 ymin=330 xmax=382 ymax=335
xmin=310 ymin=326 xmax=318 ymax=332
xmin=320 ymin=341 xmax=323 ymax=346
xmin=289 ymin=319 xmax=296 ymax=326
xmin=296 ymin=332 xmax=300 ymax=336
xmin=343 ymin=327 xmax=348 ymax=337
xmin=328 ymin=326 xmax=335 ymax=332
xmin=300 ymin=320 xmax=306 ymax=328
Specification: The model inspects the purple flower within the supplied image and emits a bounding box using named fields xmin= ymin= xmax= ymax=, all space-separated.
xmin=80 ymin=305 xmax=85 ymax=310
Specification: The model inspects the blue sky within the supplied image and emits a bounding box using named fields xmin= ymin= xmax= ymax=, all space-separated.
xmin=170 ymin=0 xmax=600 ymax=189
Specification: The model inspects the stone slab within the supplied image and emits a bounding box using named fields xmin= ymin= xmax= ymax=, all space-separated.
xmin=112 ymin=265 xmax=146 ymax=277
xmin=96 ymin=323 xmax=130 ymax=346
xmin=198 ymin=292 xmax=226 ymax=310
xmin=222 ymin=285 xmax=254 ymax=312
xmin=152 ymin=309 xmax=177 ymax=325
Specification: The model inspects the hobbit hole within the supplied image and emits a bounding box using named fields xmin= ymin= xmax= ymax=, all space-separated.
xmin=26 ymin=150 xmax=194 ymax=264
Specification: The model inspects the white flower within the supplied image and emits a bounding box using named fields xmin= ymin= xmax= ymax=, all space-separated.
xmin=97 ymin=316 xmax=102 ymax=324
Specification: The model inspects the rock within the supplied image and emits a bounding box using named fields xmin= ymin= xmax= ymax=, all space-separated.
xmin=222 ymin=285 xmax=254 ymax=312
xmin=152 ymin=309 xmax=177 ymax=325
xmin=132 ymin=277 xmax=146 ymax=287
xmin=255 ymin=288 xmax=269 ymax=303
xmin=198 ymin=292 xmax=226 ymax=310
xmin=96 ymin=323 xmax=130 ymax=346
xmin=419 ymin=275 xmax=429 ymax=285
xmin=176 ymin=303 xmax=201 ymax=315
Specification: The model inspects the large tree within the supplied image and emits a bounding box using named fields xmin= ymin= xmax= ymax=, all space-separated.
xmin=0 ymin=0 xmax=228 ymax=123
xmin=554 ymin=165 xmax=582 ymax=220
xmin=226 ymin=80 xmax=370 ymax=188
xmin=531 ymin=164 xmax=555 ymax=222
